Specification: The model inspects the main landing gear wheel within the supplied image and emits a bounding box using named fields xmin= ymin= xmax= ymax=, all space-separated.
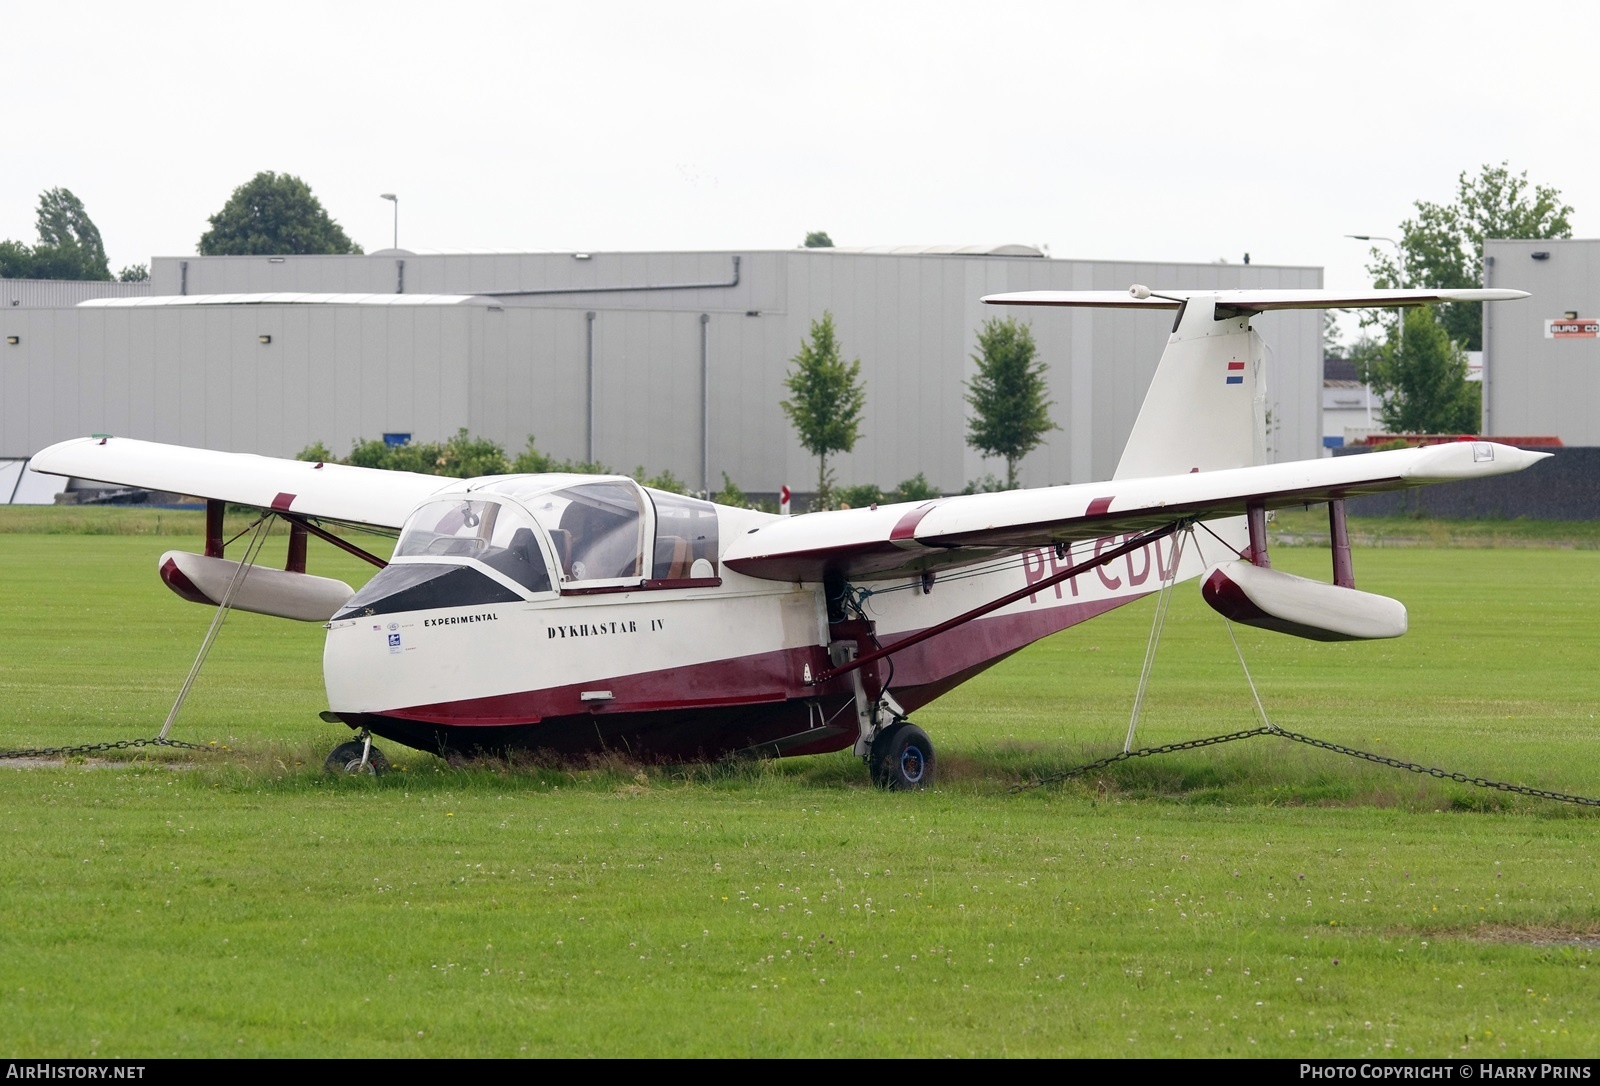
xmin=869 ymin=721 xmax=935 ymax=791
xmin=324 ymin=740 xmax=390 ymax=776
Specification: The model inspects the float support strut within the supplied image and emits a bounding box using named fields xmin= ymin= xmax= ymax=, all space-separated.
xmin=205 ymin=499 xmax=225 ymax=558
xmin=1246 ymin=502 xmax=1270 ymax=568
xmin=1329 ymin=498 xmax=1354 ymax=588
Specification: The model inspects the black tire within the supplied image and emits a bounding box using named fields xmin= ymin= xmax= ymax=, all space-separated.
xmin=868 ymin=721 xmax=935 ymax=791
xmin=324 ymin=740 xmax=390 ymax=776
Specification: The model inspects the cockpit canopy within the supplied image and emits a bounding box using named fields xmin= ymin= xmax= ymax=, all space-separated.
xmin=335 ymin=475 xmax=721 ymax=619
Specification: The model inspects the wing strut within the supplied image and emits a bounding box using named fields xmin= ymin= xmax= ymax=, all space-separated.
xmin=813 ymin=520 xmax=1187 ymax=685
xmin=158 ymin=515 xmax=274 ymax=740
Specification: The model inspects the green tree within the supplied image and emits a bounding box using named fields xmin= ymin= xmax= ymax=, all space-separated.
xmin=0 ymin=188 xmax=111 ymax=280
xmin=0 ymin=240 xmax=32 ymax=278
xmin=1365 ymin=162 xmax=1572 ymax=351
xmin=118 ymin=263 xmax=149 ymax=282
xmin=890 ymin=473 xmax=940 ymax=502
xmin=198 ymin=172 xmax=363 ymax=256
xmin=1355 ymin=307 xmax=1479 ymax=434
xmin=781 ymin=312 xmax=865 ymax=509
xmin=802 ymin=231 xmax=834 ymax=248
xmin=964 ymin=317 xmax=1057 ymax=489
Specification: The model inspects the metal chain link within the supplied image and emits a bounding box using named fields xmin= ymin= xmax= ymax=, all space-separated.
xmin=0 ymin=737 xmax=213 ymax=762
xmin=1013 ymin=725 xmax=1600 ymax=808
xmin=1011 ymin=726 xmax=1278 ymax=791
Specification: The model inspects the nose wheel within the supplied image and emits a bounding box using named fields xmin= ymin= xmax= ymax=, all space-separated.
xmin=868 ymin=721 xmax=935 ymax=790
xmin=324 ymin=732 xmax=389 ymax=776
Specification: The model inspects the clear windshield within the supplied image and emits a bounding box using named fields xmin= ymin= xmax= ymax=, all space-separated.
xmin=393 ymin=498 xmax=553 ymax=593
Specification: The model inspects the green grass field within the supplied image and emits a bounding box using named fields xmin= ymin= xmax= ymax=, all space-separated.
xmin=1 ymin=509 xmax=1597 ymax=1057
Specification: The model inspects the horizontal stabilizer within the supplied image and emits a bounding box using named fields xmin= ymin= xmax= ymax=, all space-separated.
xmin=1201 ymin=560 xmax=1408 ymax=642
xmin=983 ymin=287 xmax=1530 ymax=313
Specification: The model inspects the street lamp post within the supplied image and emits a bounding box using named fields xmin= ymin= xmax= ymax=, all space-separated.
xmin=1346 ymin=233 xmax=1406 ymax=356
xmin=1346 ymin=234 xmax=1409 ymax=432
xmin=380 ymin=193 xmax=398 ymax=250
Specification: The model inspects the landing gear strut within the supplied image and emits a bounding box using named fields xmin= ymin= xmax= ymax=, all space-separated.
xmin=825 ymin=581 xmax=937 ymax=791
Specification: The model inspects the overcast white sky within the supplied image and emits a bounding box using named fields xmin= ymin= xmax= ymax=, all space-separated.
xmin=4 ymin=0 xmax=1595 ymax=329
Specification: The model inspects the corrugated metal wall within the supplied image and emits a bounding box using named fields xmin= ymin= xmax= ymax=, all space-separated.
xmin=1 ymin=278 xmax=152 ymax=308
xmin=8 ymin=250 xmax=1322 ymax=493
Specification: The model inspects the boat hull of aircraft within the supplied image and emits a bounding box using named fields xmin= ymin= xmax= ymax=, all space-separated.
xmin=323 ymin=528 xmax=1205 ymax=760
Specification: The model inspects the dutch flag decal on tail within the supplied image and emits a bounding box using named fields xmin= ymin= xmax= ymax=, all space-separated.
xmin=1226 ymin=361 xmax=1245 ymax=385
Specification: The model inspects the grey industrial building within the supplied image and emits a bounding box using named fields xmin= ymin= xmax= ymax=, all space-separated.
xmin=1483 ymin=238 xmax=1600 ymax=442
xmin=3 ymin=247 xmax=1326 ymax=501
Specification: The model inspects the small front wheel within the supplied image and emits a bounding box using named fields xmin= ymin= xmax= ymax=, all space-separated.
xmin=868 ymin=722 xmax=935 ymax=791
xmin=324 ymin=739 xmax=389 ymax=776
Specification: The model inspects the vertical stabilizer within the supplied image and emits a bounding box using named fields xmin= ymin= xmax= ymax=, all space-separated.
xmin=1113 ymin=297 xmax=1266 ymax=480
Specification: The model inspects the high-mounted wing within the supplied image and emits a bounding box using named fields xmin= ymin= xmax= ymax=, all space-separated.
xmin=29 ymin=436 xmax=457 ymax=529
xmin=721 ymin=442 xmax=1549 ymax=582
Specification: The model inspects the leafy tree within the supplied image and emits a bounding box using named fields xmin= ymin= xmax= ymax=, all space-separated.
xmin=118 ymin=263 xmax=149 ymax=282
xmin=295 ymin=441 xmax=336 ymax=463
xmin=35 ymin=188 xmax=110 ymax=278
xmin=634 ymin=466 xmax=689 ymax=495
xmin=964 ymin=317 xmax=1057 ymax=489
xmin=512 ymin=435 xmax=611 ymax=475
xmin=890 ymin=473 xmax=940 ymax=502
xmin=831 ymin=473 xmax=943 ymax=508
xmin=0 ymin=188 xmax=111 ymax=280
xmin=803 ymin=231 xmax=834 ymax=248
xmin=198 ymin=172 xmax=363 ymax=256
xmin=1355 ymin=307 xmax=1479 ymax=434
xmin=835 ymin=482 xmax=884 ymax=509
xmin=780 ymin=311 xmax=866 ymax=509
xmin=340 ymin=430 xmax=508 ymax=477
xmin=1365 ymin=162 xmax=1572 ymax=350
xmin=301 ymin=430 xmax=695 ymax=487
xmin=0 ymin=240 xmax=32 ymax=278
xmin=712 ymin=472 xmax=747 ymax=507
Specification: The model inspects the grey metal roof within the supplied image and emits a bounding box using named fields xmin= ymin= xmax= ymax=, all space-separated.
xmin=77 ymin=292 xmax=492 ymax=308
xmin=830 ymin=243 xmax=1046 ymax=257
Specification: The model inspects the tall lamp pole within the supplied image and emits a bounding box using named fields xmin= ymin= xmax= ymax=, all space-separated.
xmin=1346 ymin=234 xmax=1408 ymax=431
xmin=1346 ymin=233 xmax=1405 ymax=355
xmin=380 ymin=193 xmax=398 ymax=250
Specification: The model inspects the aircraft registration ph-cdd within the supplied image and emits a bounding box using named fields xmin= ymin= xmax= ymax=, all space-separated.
xmin=29 ymin=285 xmax=1544 ymax=788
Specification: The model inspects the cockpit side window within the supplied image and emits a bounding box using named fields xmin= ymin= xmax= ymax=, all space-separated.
xmin=524 ymin=482 xmax=645 ymax=583
xmin=648 ymin=490 xmax=720 ymax=579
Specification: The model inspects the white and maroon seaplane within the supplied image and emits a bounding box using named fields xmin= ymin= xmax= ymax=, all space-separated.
xmin=29 ymin=286 xmax=1544 ymax=787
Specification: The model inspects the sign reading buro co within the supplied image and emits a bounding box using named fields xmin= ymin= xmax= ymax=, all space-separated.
xmin=1546 ymin=317 xmax=1599 ymax=338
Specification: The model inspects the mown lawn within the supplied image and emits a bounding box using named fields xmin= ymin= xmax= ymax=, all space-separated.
xmin=0 ymin=510 xmax=1595 ymax=1057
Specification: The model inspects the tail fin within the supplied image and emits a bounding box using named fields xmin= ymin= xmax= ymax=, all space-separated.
xmin=1113 ymin=297 xmax=1265 ymax=479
